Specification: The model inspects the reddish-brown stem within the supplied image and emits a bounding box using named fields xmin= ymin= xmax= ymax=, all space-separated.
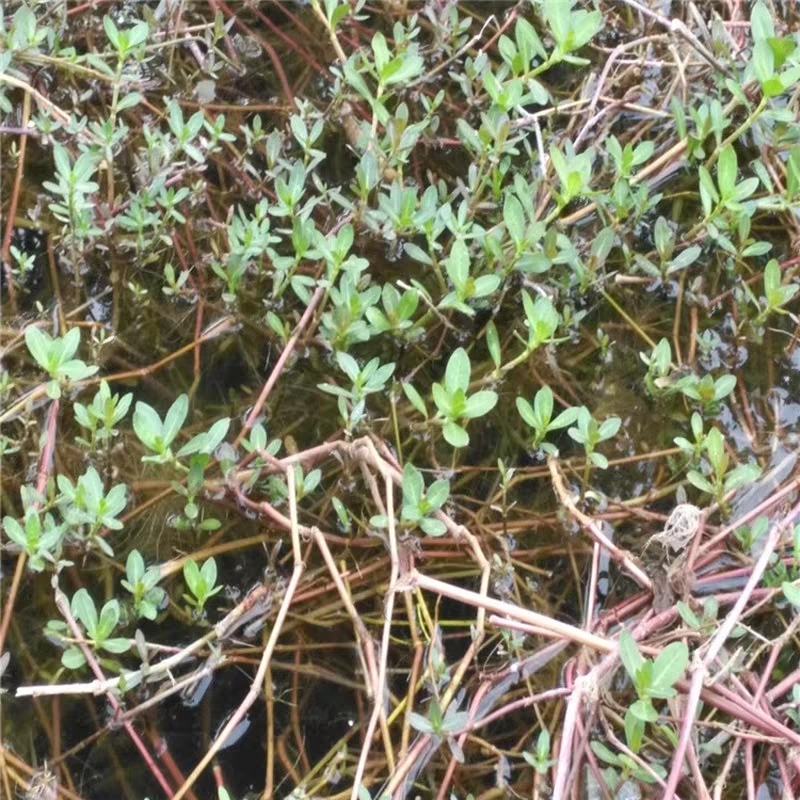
xmin=54 ymin=584 xmax=176 ymax=798
xmin=663 ymin=504 xmax=800 ymax=798
xmin=245 ymin=1 xmax=327 ymax=74
xmin=214 ymin=0 xmax=294 ymax=104
xmin=235 ymin=285 xmax=325 ymax=445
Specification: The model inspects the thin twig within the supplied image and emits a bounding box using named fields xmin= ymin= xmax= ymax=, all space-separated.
xmin=171 ymin=466 xmax=306 ymax=800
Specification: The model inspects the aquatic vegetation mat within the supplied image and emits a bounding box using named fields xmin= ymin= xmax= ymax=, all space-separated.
xmin=2 ymin=0 xmax=800 ymax=798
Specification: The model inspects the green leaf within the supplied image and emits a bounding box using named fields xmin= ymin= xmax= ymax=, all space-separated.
xmin=630 ymin=698 xmax=659 ymax=722
xmin=486 ymin=322 xmax=501 ymax=369
xmin=183 ymin=559 xmax=201 ymax=596
xmin=676 ymin=600 xmax=701 ymax=629
xmin=698 ymin=165 xmax=719 ymax=206
xmin=443 ymin=421 xmax=469 ymax=448
xmin=162 ymin=395 xmax=189 ymax=447
xmin=177 ymin=418 xmax=230 ymax=457
xmin=750 ymin=1 xmax=774 ymax=41
xmin=127 ymin=21 xmax=149 ymax=48
xmin=403 ymin=382 xmax=428 ymax=419
xmin=782 ymin=581 xmax=800 ymax=607
xmin=504 ymin=194 xmax=526 ymax=247
xmin=3 ymin=516 xmax=26 ymax=548
xmin=419 ymin=517 xmax=447 ymax=536
xmin=668 ymin=246 xmax=701 ymax=273
xmin=103 ymin=15 xmax=120 ymax=49
xmin=618 ymin=631 xmax=643 ymax=681
xmin=117 ymin=92 xmax=143 ymax=112
xmin=59 ymin=360 xmax=98 ymax=381
xmin=133 ymin=402 xmax=163 ymax=449
xmin=445 ymin=240 xmax=470 ymax=290
xmin=126 ymin=550 xmax=145 ymax=584
xmin=717 ymin=145 xmax=737 ymax=198
xmin=62 ymin=647 xmax=86 ymax=669
xmin=201 ymin=557 xmax=218 ymax=591
xmin=402 ymin=463 xmax=424 ymax=508
xmin=408 ymin=711 xmax=434 ymax=733
xmin=463 ymin=391 xmax=497 ymax=419
xmin=651 ymin=641 xmax=689 ymax=691
xmin=71 ymin=588 xmax=98 ymax=634
xmin=713 ymin=374 xmax=736 ymax=401
xmin=97 ymin=599 xmax=120 ymax=639
xmin=60 ymin=328 xmax=81 ymax=362
xmin=764 ymin=259 xmax=781 ymax=296
xmin=25 ymin=326 xmax=52 ymax=372
xmin=551 ymin=405 xmax=579 ymax=430
xmin=102 ymin=637 xmax=131 ymax=654
xmin=516 ymin=397 xmax=539 ymax=430
xmin=382 ymin=54 xmax=424 ymax=85
xmin=445 ymin=348 xmax=470 ymax=394
xmin=590 ymin=741 xmax=622 ymax=767
xmin=753 ymin=39 xmax=775 ymax=85
xmin=598 ymin=417 xmax=621 ymax=440
xmin=531 ymin=386 xmax=555 ymax=427
xmin=472 ymin=274 xmax=500 ymax=298
xmin=432 ymin=382 xmax=452 ymax=418
xmin=404 ymin=243 xmax=433 ymax=267
xmin=571 ymin=8 xmax=602 ymax=50
xmin=624 ymin=710 xmax=645 ymax=754
xmin=426 ymin=479 xmax=450 ymax=510
xmin=687 ymin=470 xmax=715 ymax=495
xmin=724 ymin=463 xmax=761 ymax=492
xmin=371 ymin=32 xmax=390 ymax=72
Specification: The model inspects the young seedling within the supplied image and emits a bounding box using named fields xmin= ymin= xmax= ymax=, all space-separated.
xmin=3 ymin=508 xmax=63 ymax=572
xmin=268 ymin=463 xmax=322 ymax=505
xmin=182 ymin=557 xmax=223 ymax=616
xmin=240 ymin=422 xmax=282 ymax=472
xmin=748 ymin=1 xmax=800 ymax=99
xmin=431 ymin=348 xmax=497 ymax=448
xmin=24 ymin=326 xmax=99 ymax=399
xmin=371 ymin=463 xmax=449 ymax=536
xmin=675 ymin=372 xmax=736 ymax=414
xmin=635 ymin=217 xmax=701 ymax=283
xmin=408 ymin=698 xmax=470 ymax=762
xmin=318 ymin=351 xmax=395 ymax=431
xmin=515 ymin=386 xmax=578 ymax=454
xmin=43 ymin=145 xmax=101 ymax=246
xmin=640 ymin=338 xmax=673 ymax=397
xmin=618 ymin=631 xmax=688 ymax=725
xmin=674 ymin=412 xmax=708 ymax=464
xmin=733 ymin=514 xmax=769 ymax=556
xmin=548 ymin=140 xmax=594 ymax=208
xmin=366 ymin=283 xmax=419 ymax=335
xmin=750 ymin=259 xmax=798 ymax=328
xmin=73 ymin=380 xmax=133 ymax=450
xmin=60 ymin=589 xmax=131 ymax=669
xmin=568 ymin=407 xmax=621 ymax=492
xmin=697 ymin=144 xmax=759 ymax=231
xmin=606 ymin=135 xmax=654 ymax=181
xmin=686 ymin=427 xmax=760 ymax=511
xmin=439 ymin=239 xmax=500 ymax=315
xmin=57 ymin=467 xmax=127 ymax=556
xmin=521 ymin=291 xmax=561 ymax=353
xmin=121 ymin=549 xmax=166 ymax=621
xmin=523 ymin=728 xmax=557 ymax=776
xmin=590 ymin=739 xmax=666 ymax=789
xmin=677 ymin=597 xmax=720 ymax=636
xmin=133 ymin=394 xmax=189 ymax=464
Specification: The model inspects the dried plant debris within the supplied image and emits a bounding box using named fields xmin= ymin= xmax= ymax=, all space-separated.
xmin=2 ymin=1 xmax=800 ymax=799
